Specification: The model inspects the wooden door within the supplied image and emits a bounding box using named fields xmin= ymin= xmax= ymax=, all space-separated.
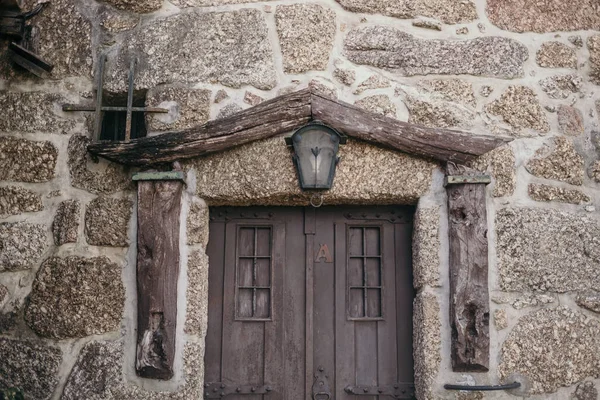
xmin=204 ymin=206 xmax=415 ymax=399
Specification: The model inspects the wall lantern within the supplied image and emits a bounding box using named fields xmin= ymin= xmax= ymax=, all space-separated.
xmin=285 ymin=121 xmax=346 ymax=191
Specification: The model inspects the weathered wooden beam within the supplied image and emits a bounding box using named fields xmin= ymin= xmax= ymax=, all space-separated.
xmin=87 ymin=88 xmax=511 ymax=167
xmin=136 ymin=178 xmax=183 ymax=380
xmin=446 ymin=163 xmax=490 ymax=372
xmin=88 ymin=89 xmax=313 ymax=166
xmin=311 ymin=93 xmax=511 ymax=165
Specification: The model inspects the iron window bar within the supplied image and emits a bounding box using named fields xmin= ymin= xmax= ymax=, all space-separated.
xmin=62 ymin=54 xmax=168 ymax=141
xmin=443 ymin=382 xmax=521 ymax=391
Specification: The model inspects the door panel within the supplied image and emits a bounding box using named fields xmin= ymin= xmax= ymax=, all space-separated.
xmin=204 ymin=206 xmax=415 ymax=400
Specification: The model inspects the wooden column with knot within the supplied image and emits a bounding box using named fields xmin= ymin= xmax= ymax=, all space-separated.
xmin=134 ymin=170 xmax=184 ymax=380
xmin=445 ymin=163 xmax=490 ymax=372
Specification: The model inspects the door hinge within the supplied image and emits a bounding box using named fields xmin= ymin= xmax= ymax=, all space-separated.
xmin=344 ymin=383 xmax=416 ymax=399
xmin=203 ymin=383 xmax=272 ymax=398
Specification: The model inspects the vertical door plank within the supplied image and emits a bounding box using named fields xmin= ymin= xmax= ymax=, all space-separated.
xmin=136 ymin=180 xmax=183 ymax=380
xmin=355 ymin=321 xmax=378 ymax=400
xmin=334 ymin=222 xmax=354 ymax=399
xmin=394 ymin=223 xmax=415 ymax=382
xmin=221 ymin=222 xmax=264 ymax=400
xmin=377 ymin=223 xmax=398 ymax=386
xmin=447 ymin=165 xmax=490 ymax=372
xmin=263 ymin=223 xmax=285 ymax=400
xmin=304 ymin=208 xmax=315 ymax=399
xmin=205 ymin=220 xmax=226 ymax=383
xmin=283 ymin=209 xmax=306 ymax=400
xmin=313 ymin=211 xmax=336 ymax=392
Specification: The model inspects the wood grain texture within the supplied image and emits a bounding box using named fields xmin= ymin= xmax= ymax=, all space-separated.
xmin=88 ymin=89 xmax=313 ymax=166
xmin=87 ymin=89 xmax=511 ymax=166
xmin=136 ymin=180 xmax=183 ymax=380
xmin=446 ymin=164 xmax=490 ymax=372
xmin=310 ymin=93 xmax=510 ymax=165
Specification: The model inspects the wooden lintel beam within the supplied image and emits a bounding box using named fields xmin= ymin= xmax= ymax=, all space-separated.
xmin=310 ymin=93 xmax=511 ymax=165
xmin=446 ymin=163 xmax=490 ymax=372
xmin=88 ymin=89 xmax=313 ymax=166
xmin=87 ymin=88 xmax=512 ymax=167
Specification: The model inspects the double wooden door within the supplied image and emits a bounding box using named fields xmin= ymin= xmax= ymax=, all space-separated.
xmin=204 ymin=206 xmax=415 ymax=399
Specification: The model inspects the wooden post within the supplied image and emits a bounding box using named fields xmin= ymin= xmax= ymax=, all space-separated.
xmin=445 ymin=164 xmax=490 ymax=372
xmin=135 ymin=172 xmax=184 ymax=380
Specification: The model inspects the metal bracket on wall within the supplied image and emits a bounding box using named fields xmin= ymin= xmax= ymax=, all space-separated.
xmin=344 ymin=383 xmax=416 ymax=399
xmin=444 ymin=174 xmax=492 ymax=186
xmin=61 ymin=54 xmax=168 ymax=141
xmin=132 ymin=171 xmax=185 ymax=182
xmin=1 ymin=2 xmax=54 ymax=77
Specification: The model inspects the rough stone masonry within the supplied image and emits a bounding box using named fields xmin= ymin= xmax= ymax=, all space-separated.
xmin=1 ymin=0 xmax=600 ymax=399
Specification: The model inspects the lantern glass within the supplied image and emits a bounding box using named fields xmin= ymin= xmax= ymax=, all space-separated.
xmin=289 ymin=123 xmax=343 ymax=190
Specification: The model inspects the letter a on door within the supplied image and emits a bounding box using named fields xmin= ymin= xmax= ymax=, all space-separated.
xmin=315 ymin=243 xmax=333 ymax=263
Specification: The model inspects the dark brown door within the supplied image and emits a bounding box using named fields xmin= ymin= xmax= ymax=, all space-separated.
xmin=204 ymin=206 xmax=415 ymax=400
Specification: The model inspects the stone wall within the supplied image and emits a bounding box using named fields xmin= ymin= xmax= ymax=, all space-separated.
xmin=1 ymin=0 xmax=600 ymax=399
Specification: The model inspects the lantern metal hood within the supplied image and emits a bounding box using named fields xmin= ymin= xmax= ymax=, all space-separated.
xmin=285 ymin=121 xmax=347 ymax=191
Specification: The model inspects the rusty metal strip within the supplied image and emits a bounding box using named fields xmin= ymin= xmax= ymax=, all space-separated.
xmin=94 ymin=54 xmax=106 ymax=141
xmin=444 ymin=175 xmax=491 ymax=186
xmin=125 ymin=59 xmax=136 ymax=142
xmin=132 ymin=171 xmax=185 ymax=182
xmin=62 ymin=105 xmax=168 ymax=113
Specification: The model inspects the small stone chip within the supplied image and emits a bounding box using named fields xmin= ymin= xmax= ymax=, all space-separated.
xmin=588 ymin=35 xmax=600 ymax=84
xmin=528 ymin=183 xmax=590 ymax=205
xmin=487 ymin=0 xmax=600 ymax=32
xmin=355 ymin=95 xmax=397 ymax=118
xmin=333 ymin=68 xmax=356 ymax=86
xmin=214 ymin=89 xmax=229 ymax=104
xmin=24 ymin=256 xmax=125 ymax=339
xmin=0 ymin=137 xmax=58 ymax=183
xmin=539 ymin=73 xmax=583 ymax=99
xmin=469 ymin=146 xmax=516 ymax=197
xmin=0 ymin=222 xmax=47 ymax=272
xmin=353 ymin=75 xmax=390 ymax=95
xmin=412 ymin=207 xmax=441 ymax=289
xmin=0 ymin=284 xmax=7 ymax=305
xmin=276 ymin=4 xmax=336 ymax=73
xmin=146 ymin=87 xmax=211 ymax=132
xmin=335 ymin=0 xmax=477 ymax=24
xmin=217 ymin=103 xmax=243 ymax=119
xmin=52 ymin=200 xmax=81 ymax=245
xmin=85 ymin=197 xmax=133 ymax=247
xmin=485 ymin=86 xmax=549 ymax=134
xmin=0 ymin=92 xmax=75 ymax=134
xmin=412 ymin=19 xmax=442 ymax=31
xmin=572 ymin=381 xmax=598 ymax=400
xmin=187 ymin=199 xmax=209 ymax=246
xmin=244 ymin=91 xmax=264 ymax=106
xmin=526 ymin=137 xmax=584 ymax=185
xmin=569 ymin=35 xmax=584 ymax=48
xmin=101 ymin=0 xmax=162 ymax=13
xmin=557 ymin=105 xmax=584 ymax=136
xmin=536 ymin=41 xmax=577 ymax=69
xmin=186 ymin=250 xmax=209 ymax=335
xmin=0 ymin=338 xmax=62 ymax=400
xmin=496 ymin=207 xmax=600 ymax=292
xmin=494 ymin=309 xmax=508 ymax=330
xmin=576 ymin=293 xmax=600 ymax=314
xmin=68 ymin=135 xmax=131 ymax=195
xmin=0 ymin=186 xmax=43 ymax=217
xmin=499 ymin=306 xmax=600 ymax=394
